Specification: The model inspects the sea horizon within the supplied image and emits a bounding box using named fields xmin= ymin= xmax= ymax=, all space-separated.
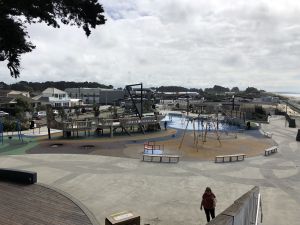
xmin=274 ymin=92 xmax=300 ymax=98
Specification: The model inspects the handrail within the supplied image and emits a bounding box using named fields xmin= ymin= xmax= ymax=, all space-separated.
xmin=255 ymin=193 xmax=261 ymax=225
xmin=206 ymin=186 xmax=261 ymax=225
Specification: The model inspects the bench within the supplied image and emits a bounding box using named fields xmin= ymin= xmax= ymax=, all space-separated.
xmin=0 ymin=168 xmax=37 ymax=184
xmin=215 ymin=154 xmax=246 ymax=163
xmin=265 ymin=146 xmax=278 ymax=156
xmin=142 ymin=154 xmax=180 ymax=163
xmin=263 ymin=131 xmax=273 ymax=138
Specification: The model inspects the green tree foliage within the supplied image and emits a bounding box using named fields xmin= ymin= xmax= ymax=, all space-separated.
xmin=14 ymin=96 xmax=32 ymax=121
xmin=93 ymin=104 xmax=100 ymax=117
xmin=2 ymin=119 xmax=15 ymax=132
xmin=0 ymin=81 xmax=113 ymax=92
xmin=157 ymin=86 xmax=188 ymax=92
xmin=58 ymin=108 xmax=66 ymax=122
xmin=0 ymin=0 xmax=105 ymax=78
xmin=231 ymin=87 xmax=240 ymax=92
xmin=205 ymin=85 xmax=230 ymax=93
xmin=74 ymin=105 xmax=80 ymax=118
xmin=245 ymin=87 xmax=259 ymax=93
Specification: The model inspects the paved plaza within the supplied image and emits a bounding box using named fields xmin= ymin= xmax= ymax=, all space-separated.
xmin=0 ymin=117 xmax=299 ymax=225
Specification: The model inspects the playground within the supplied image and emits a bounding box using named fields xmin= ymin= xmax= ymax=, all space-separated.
xmin=0 ymin=105 xmax=278 ymax=161
xmin=0 ymin=119 xmax=275 ymax=160
xmin=0 ymin=116 xmax=298 ymax=225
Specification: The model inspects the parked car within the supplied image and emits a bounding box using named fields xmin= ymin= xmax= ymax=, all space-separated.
xmin=0 ymin=111 xmax=9 ymax=117
xmin=33 ymin=111 xmax=47 ymax=119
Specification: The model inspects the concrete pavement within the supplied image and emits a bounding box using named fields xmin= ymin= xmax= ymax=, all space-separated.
xmin=0 ymin=117 xmax=299 ymax=225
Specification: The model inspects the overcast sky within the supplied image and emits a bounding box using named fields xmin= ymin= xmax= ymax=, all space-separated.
xmin=1 ymin=0 xmax=300 ymax=92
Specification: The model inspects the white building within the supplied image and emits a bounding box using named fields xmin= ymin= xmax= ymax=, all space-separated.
xmin=7 ymin=90 xmax=30 ymax=98
xmin=65 ymin=88 xmax=124 ymax=105
xmin=33 ymin=88 xmax=71 ymax=107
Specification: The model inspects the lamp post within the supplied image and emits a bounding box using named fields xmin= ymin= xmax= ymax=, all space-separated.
xmin=232 ymin=95 xmax=235 ymax=111
xmin=285 ymin=101 xmax=288 ymax=127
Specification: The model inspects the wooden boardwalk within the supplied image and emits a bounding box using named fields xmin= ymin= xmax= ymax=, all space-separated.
xmin=0 ymin=181 xmax=96 ymax=225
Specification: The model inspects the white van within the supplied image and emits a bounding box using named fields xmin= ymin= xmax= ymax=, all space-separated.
xmin=33 ymin=111 xmax=47 ymax=119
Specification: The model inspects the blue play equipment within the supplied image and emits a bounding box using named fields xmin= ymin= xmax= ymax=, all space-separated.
xmin=16 ymin=120 xmax=23 ymax=143
xmin=0 ymin=120 xmax=3 ymax=144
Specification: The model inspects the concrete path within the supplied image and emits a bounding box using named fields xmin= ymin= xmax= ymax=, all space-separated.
xmin=2 ymin=126 xmax=62 ymax=137
xmin=0 ymin=117 xmax=299 ymax=225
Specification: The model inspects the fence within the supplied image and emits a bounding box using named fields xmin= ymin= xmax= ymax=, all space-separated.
xmin=207 ymin=186 xmax=262 ymax=225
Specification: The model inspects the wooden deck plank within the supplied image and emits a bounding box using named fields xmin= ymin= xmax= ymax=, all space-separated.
xmin=0 ymin=181 xmax=95 ymax=225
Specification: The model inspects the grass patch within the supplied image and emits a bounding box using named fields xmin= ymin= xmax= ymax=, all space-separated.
xmin=0 ymin=136 xmax=38 ymax=155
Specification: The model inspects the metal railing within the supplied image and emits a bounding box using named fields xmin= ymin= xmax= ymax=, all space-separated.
xmin=207 ymin=186 xmax=262 ymax=225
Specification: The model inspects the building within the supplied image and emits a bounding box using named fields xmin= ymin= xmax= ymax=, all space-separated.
xmin=65 ymin=88 xmax=124 ymax=105
xmin=253 ymin=96 xmax=280 ymax=103
xmin=33 ymin=88 xmax=71 ymax=107
xmin=7 ymin=90 xmax=30 ymax=98
xmin=157 ymin=91 xmax=199 ymax=100
xmin=0 ymin=96 xmax=17 ymax=112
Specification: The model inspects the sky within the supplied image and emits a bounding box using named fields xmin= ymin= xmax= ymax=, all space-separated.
xmin=1 ymin=0 xmax=300 ymax=92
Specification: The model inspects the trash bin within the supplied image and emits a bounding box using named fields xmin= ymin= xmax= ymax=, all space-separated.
xmin=105 ymin=211 xmax=140 ymax=225
xmin=297 ymin=129 xmax=300 ymax=142
xmin=289 ymin=119 xmax=296 ymax=128
xmin=64 ymin=131 xmax=71 ymax=137
xmin=30 ymin=120 xmax=35 ymax=129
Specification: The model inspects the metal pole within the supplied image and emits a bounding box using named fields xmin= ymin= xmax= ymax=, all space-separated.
xmin=141 ymin=83 xmax=143 ymax=117
xmin=285 ymin=102 xmax=288 ymax=127
xmin=255 ymin=193 xmax=262 ymax=225
xmin=106 ymin=91 xmax=107 ymax=105
xmin=187 ymin=98 xmax=189 ymax=116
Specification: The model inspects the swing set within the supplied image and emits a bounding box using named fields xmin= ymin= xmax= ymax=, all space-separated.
xmin=0 ymin=119 xmax=23 ymax=144
xmin=178 ymin=115 xmax=223 ymax=152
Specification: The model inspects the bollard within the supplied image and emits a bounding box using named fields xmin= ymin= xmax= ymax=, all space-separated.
xmin=289 ymin=119 xmax=296 ymax=128
xmin=296 ymin=129 xmax=300 ymax=142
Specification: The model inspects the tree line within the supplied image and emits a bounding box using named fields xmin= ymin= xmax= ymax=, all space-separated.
xmin=0 ymin=81 xmax=113 ymax=93
xmin=156 ymin=85 xmax=262 ymax=94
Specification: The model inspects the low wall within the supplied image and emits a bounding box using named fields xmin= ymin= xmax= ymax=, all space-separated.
xmin=207 ymin=186 xmax=260 ymax=225
xmin=292 ymin=116 xmax=300 ymax=128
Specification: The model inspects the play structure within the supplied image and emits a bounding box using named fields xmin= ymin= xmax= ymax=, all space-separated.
xmin=16 ymin=120 xmax=23 ymax=143
xmin=144 ymin=141 xmax=164 ymax=155
xmin=142 ymin=141 xmax=180 ymax=163
xmin=0 ymin=121 xmax=3 ymax=144
xmin=0 ymin=120 xmax=24 ymax=144
xmin=178 ymin=115 xmax=222 ymax=151
xmin=46 ymin=114 xmax=165 ymax=138
xmin=175 ymin=110 xmax=246 ymax=151
xmin=44 ymin=83 xmax=166 ymax=138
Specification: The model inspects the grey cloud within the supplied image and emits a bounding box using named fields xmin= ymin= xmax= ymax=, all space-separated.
xmin=1 ymin=0 xmax=300 ymax=92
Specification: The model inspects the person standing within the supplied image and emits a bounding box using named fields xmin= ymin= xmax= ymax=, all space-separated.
xmin=164 ymin=121 xmax=168 ymax=130
xmin=200 ymin=187 xmax=216 ymax=222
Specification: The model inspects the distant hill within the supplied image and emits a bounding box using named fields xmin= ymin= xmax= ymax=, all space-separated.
xmin=157 ymin=86 xmax=191 ymax=92
xmin=0 ymin=81 xmax=113 ymax=93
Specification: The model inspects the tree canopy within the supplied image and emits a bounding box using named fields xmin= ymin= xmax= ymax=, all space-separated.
xmin=0 ymin=0 xmax=106 ymax=78
xmin=0 ymin=80 xmax=113 ymax=92
xmin=205 ymin=85 xmax=230 ymax=93
xmin=245 ymin=87 xmax=259 ymax=93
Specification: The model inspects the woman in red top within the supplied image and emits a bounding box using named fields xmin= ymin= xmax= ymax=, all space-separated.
xmin=200 ymin=187 xmax=216 ymax=222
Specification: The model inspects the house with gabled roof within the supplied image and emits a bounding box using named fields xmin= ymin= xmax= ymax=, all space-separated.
xmin=34 ymin=88 xmax=71 ymax=107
